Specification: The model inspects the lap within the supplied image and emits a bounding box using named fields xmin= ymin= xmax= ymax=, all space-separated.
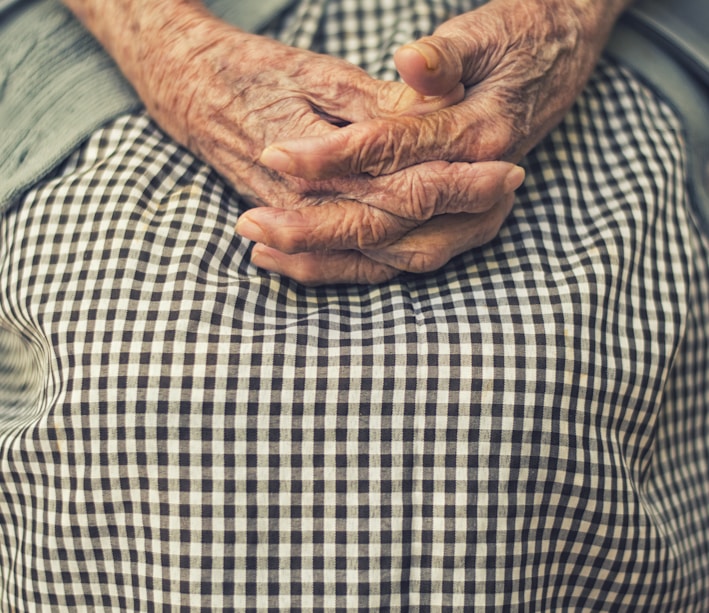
xmin=1 ymin=29 xmax=708 ymax=613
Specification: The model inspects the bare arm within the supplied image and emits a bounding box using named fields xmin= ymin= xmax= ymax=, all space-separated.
xmin=60 ymin=0 xmax=525 ymax=285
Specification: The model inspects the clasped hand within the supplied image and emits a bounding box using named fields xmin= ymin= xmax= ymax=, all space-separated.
xmin=124 ymin=0 xmax=616 ymax=285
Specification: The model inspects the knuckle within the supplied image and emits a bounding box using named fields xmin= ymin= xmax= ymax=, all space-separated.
xmin=358 ymin=136 xmax=398 ymax=176
xmin=419 ymin=111 xmax=462 ymax=162
xmin=352 ymin=207 xmax=400 ymax=250
xmin=385 ymin=172 xmax=437 ymax=220
xmin=404 ymin=174 xmax=438 ymax=220
xmin=354 ymin=122 xmax=410 ymax=176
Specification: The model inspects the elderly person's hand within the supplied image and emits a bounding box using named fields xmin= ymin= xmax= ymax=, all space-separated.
xmin=238 ymin=167 xmax=521 ymax=284
xmin=261 ymin=0 xmax=633 ymax=173
xmin=63 ymin=0 xmax=525 ymax=285
xmin=252 ymin=0 xmax=633 ymax=280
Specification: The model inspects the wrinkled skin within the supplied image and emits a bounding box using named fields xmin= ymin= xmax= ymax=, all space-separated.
xmin=63 ymin=0 xmax=629 ymax=285
xmin=252 ymin=0 xmax=632 ymax=282
xmin=261 ymin=0 xmax=620 ymax=177
xmin=63 ymin=0 xmax=524 ymax=285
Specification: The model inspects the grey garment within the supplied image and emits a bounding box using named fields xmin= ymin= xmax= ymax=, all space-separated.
xmin=0 ymin=0 xmax=17 ymax=15
xmin=0 ymin=0 xmax=292 ymax=213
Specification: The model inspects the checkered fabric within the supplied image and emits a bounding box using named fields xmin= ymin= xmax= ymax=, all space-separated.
xmin=1 ymin=0 xmax=709 ymax=610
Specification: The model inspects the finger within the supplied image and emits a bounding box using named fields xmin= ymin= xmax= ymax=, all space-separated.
xmin=260 ymin=92 xmax=515 ymax=180
xmin=366 ymin=80 xmax=465 ymax=118
xmin=362 ymin=193 xmax=515 ymax=273
xmin=355 ymin=161 xmax=523 ymax=218
xmin=393 ymin=38 xmax=465 ymax=97
xmin=250 ymin=244 xmax=399 ymax=286
xmin=257 ymin=75 xmax=465 ymax=177
xmin=236 ymin=202 xmax=415 ymax=255
xmin=258 ymin=9 xmax=515 ymax=181
xmin=394 ymin=6 xmax=507 ymax=96
xmin=235 ymin=162 xmax=524 ymax=253
xmin=302 ymin=57 xmax=464 ymax=126
xmin=259 ymin=107 xmax=488 ymax=181
xmin=249 ymin=193 xmax=516 ymax=284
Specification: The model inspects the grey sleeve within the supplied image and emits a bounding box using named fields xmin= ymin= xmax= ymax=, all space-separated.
xmin=0 ymin=0 xmax=22 ymax=18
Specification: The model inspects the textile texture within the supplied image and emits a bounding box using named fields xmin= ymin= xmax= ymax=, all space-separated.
xmin=1 ymin=0 xmax=708 ymax=610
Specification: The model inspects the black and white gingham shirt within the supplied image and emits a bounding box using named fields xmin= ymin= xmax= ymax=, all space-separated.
xmin=1 ymin=0 xmax=708 ymax=610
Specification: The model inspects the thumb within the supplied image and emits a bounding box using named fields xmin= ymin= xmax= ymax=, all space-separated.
xmin=394 ymin=37 xmax=465 ymax=96
xmin=394 ymin=8 xmax=502 ymax=96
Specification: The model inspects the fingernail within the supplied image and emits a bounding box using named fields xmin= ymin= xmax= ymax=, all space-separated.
xmin=251 ymin=246 xmax=278 ymax=271
xmin=504 ymin=166 xmax=526 ymax=192
xmin=406 ymin=43 xmax=439 ymax=71
xmin=260 ymin=146 xmax=294 ymax=173
xmin=235 ymin=216 xmax=265 ymax=243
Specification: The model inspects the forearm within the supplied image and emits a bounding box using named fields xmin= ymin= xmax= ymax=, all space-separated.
xmin=60 ymin=0 xmax=268 ymax=146
xmin=556 ymin=0 xmax=638 ymax=109
xmin=555 ymin=0 xmax=639 ymax=84
xmin=60 ymin=0 xmax=250 ymax=99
